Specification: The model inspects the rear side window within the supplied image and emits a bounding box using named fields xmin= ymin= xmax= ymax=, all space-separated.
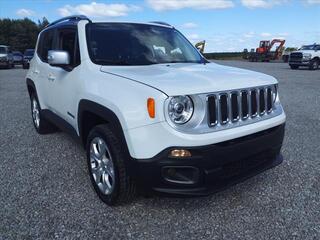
xmin=37 ymin=29 xmax=54 ymax=62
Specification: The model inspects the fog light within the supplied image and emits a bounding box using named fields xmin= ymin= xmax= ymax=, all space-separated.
xmin=162 ymin=166 xmax=199 ymax=184
xmin=169 ymin=149 xmax=191 ymax=158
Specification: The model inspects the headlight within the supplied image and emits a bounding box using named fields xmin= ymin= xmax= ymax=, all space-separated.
xmin=168 ymin=95 xmax=194 ymax=124
xmin=303 ymin=53 xmax=312 ymax=60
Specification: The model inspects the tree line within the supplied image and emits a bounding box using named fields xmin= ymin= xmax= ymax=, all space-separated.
xmin=0 ymin=17 xmax=49 ymax=53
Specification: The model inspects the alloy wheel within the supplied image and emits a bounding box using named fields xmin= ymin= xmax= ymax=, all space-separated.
xmin=32 ymin=98 xmax=40 ymax=128
xmin=89 ymin=137 xmax=115 ymax=195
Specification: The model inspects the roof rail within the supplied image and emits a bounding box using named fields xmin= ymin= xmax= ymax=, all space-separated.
xmin=149 ymin=21 xmax=172 ymax=27
xmin=46 ymin=15 xmax=91 ymax=28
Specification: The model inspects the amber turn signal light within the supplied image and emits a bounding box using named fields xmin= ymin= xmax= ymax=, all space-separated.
xmin=147 ymin=98 xmax=155 ymax=118
xmin=169 ymin=149 xmax=192 ymax=158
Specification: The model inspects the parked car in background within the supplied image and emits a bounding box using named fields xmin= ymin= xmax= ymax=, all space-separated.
xmin=0 ymin=45 xmax=14 ymax=68
xmin=13 ymin=51 xmax=23 ymax=65
xmin=289 ymin=44 xmax=320 ymax=70
xmin=23 ymin=49 xmax=35 ymax=69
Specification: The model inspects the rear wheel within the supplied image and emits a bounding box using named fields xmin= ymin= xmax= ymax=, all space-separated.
xmin=86 ymin=124 xmax=136 ymax=205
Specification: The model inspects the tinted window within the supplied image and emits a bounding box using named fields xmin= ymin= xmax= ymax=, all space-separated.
xmin=57 ymin=28 xmax=80 ymax=67
xmin=37 ymin=30 xmax=54 ymax=62
xmin=24 ymin=49 xmax=35 ymax=56
xmin=86 ymin=23 xmax=203 ymax=66
xmin=0 ymin=47 xmax=7 ymax=54
xmin=300 ymin=45 xmax=320 ymax=50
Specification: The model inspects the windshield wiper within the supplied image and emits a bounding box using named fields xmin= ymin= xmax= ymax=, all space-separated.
xmin=164 ymin=60 xmax=203 ymax=64
xmin=95 ymin=59 xmax=132 ymax=66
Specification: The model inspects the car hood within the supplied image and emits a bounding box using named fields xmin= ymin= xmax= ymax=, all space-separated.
xmin=100 ymin=62 xmax=277 ymax=96
xmin=293 ymin=50 xmax=315 ymax=54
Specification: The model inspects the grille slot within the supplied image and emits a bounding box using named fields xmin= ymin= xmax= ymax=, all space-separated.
xmin=267 ymin=88 xmax=272 ymax=112
xmin=208 ymin=95 xmax=217 ymax=125
xmin=250 ymin=90 xmax=258 ymax=117
xmin=241 ymin=91 xmax=249 ymax=119
xmin=207 ymin=85 xmax=276 ymax=128
xmin=231 ymin=93 xmax=239 ymax=121
xmin=259 ymin=89 xmax=266 ymax=115
xmin=220 ymin=94 xmax=229 ymax=124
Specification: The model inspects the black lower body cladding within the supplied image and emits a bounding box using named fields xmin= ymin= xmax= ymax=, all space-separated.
xmin=132 ymin=124 xmax=285 ymax=196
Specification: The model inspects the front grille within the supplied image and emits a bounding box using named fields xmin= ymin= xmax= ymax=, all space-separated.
xmin=207 ymin=86 xmax=275 ymax=126
xmin=289 ymin=52 xmax=302 ymax=62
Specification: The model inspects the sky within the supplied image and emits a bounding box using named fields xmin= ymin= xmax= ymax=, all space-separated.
xmin=0 ymin=0 xmax=319 ymax=52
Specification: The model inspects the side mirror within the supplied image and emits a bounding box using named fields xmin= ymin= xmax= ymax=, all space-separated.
xmin=48 ymin=50 xmax=70 ymax=66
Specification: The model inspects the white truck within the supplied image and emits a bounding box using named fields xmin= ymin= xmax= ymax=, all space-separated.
xmin=0 ymin=45 xmax=14 ymax=68
xmin=26 ymin=15 xmax=286 ymax=205
xmin=289 ymin=44 xmax=320 ymax=70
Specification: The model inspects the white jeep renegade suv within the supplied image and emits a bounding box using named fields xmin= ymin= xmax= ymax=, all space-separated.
xmin=26 ymin=16 xmax=286 ymax=205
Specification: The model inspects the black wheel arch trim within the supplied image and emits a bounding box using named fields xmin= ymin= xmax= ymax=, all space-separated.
xmin=78 ymin=99 xmax=135 ymax=175
xmin=26 ymin=78 xmax=36 ymax=98
xmin=26 ymin=78 xmax=44 ymax=109
xmin=78 ymin=99 xmax=131 ymax=156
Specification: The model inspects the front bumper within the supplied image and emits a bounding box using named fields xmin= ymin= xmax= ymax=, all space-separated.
xmin=289 ymin=59 xmax=311 ymax=66
xmin=0 ymin=60 xmax=9 ymax=66
xmin=132 ymin=123 xmax=285 ymax=196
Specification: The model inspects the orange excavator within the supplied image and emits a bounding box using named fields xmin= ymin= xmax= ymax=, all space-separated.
xmin=248 ymin=39 xmax=285 ymax=62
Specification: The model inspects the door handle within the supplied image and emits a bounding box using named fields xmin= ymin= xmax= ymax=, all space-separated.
xmin=48 ymin=74 xmax=55 ymax=81
xmin=33 ymin=69 xmax=39 ymax=74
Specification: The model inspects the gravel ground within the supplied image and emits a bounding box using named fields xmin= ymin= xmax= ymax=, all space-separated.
xmin=0 ymin=62 xmax=319 ymax=240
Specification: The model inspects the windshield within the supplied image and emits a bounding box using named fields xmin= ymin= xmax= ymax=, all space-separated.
xmin=24 ymin=49 xmax=34 ymax=56
xmin=86 ymin=23 xmax=203 ymax=65
xmin=300 ymin=45 xmax=319 ymax=50
xmin=0 ymin=47 xmax=6 ymax=54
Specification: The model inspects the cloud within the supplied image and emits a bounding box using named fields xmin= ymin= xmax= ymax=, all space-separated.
xmin=241 ymin=0 xmax=287 ymax=8
xmin=305 ymin=0 xmax=320 ymax=4
xmin=58 ymin=2 xmax=141 ymax=18
xmin=187 ymin=33 xmax=201 ymax=41
xmin=278 ymin=32 xmax=289 ymax=36
xmin=16 ymin=8 xmax=35 ymax=17
xmin=261 ymin=32 xmax=272 ymax=37
xmin=146 ymin=0 xmax=234 ymax=11
xmin=182 ymin=22 xmax=198 ymax=28
xmin=243 ymin=31 xmax=255 ymax=38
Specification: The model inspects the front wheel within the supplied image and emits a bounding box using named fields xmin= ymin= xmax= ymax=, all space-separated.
xmin=86 ymin=124 xmax=136 ymax=205
xmin=309 ymin=59 xmax=319 ymax=70
xmin=290 ymin=65 xmax=299 ymax=69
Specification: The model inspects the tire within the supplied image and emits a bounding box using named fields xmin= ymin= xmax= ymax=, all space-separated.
xmin=290 ymin=65 xmax=299 ymax=70
xmin=86 ymin=124 xmax=136 ymax=205
xmin=30 ymin=94 xmax=56 ymax=134
xmin=309 ymin=59 xmax=319 ymax=70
